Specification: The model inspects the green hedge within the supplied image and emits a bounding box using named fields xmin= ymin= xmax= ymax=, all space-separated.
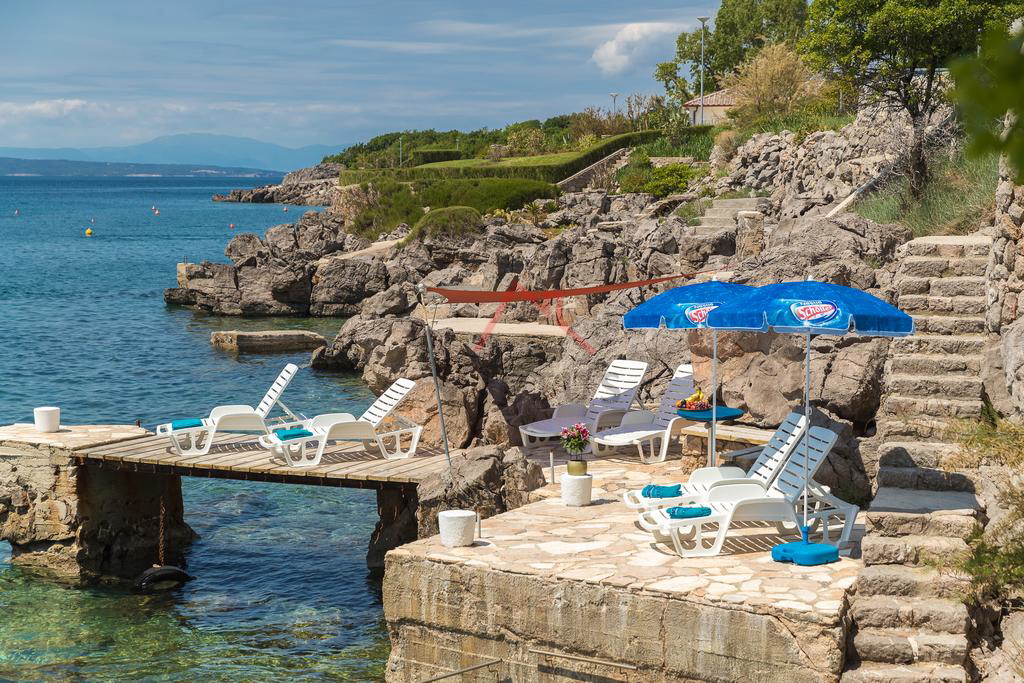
xmin=417 ymin=178 xmax=557 ymax=213
xmin=340 ymin=130 xmax=661 ymax=184
xmin=409 ymin=148 xmax=463 ymax=165
xmin=405 ymin=206 xmax=483 ymax=243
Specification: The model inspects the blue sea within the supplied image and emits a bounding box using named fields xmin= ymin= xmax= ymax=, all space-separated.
xmin=0 ymin=177 xmax=388 ymax=681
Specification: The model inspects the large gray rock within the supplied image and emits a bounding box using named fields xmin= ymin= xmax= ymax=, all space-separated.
xmin=1002 ymin=317 xmax=1024 ymax=415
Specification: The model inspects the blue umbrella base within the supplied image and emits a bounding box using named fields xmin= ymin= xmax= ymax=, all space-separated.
xmin=771 ymin=540 xmax=840 ymax=566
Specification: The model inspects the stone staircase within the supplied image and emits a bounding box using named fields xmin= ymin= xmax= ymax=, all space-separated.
xmin=693 ymin=197 xmax=766 ymax=235
xmin=842 ymin=235 xmax=993 ymax=683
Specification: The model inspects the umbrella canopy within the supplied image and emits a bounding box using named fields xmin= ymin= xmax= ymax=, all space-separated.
xmin=705 ymin=280 xmax=913 ymax=337
xmin=623 ymin=281 xmax=754 ymax=330
xmin=705 ymin=280 xmax=913 ymax=563
xmin=623 ymin=281 xmax=754 ymax=466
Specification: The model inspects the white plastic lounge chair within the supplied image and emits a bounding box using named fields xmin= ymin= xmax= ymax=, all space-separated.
xmin=622 ymin=411 xmax=809 ymax=509
xmin=591 ymin=364 xmax=696 ymax=463
xmin=259 ymin=377 xmax=421 ymax=465
xmin=805 ymin=481 xmax=860 ymax=548
xmin=156 ymin=363 xmax=302 ymax=456
xmin=518 ymin=359 xmax=649 ymax=449
xmin=637 ymin=425 xmax=840 ymax=556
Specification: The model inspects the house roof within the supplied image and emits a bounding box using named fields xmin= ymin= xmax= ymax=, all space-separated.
xmin=684 ymin=88 xmax=736 ymax=107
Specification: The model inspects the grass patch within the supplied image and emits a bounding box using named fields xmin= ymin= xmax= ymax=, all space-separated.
xmin=635 ymin=126 xmax=716 ymax=161
xmin=418 ymin=178 xmax=557 ymax=214
xmin=737 ymin=111 xmax=856 ymax=143
xmin=945 ymin=415 xmax=1024 ymax=471
xmin=674 ymin=197 xmax=713 ymax=225
xmin=855 ymin=151 xmax=999 ymax=238
xmin=404 ymin=206 xmax=482 ymax=244
xmin=349 ymin=180 xmax=423 ymax=240
xmin=339 ymin=130 xmax=661 ymax=184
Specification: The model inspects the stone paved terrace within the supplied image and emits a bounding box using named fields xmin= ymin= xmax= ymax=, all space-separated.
xmin=384 ymin=455 xmax=867 ymax=683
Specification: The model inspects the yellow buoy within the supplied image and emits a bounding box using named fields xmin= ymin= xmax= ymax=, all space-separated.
xmin=85 ymin=228 xmax=93 ymax=237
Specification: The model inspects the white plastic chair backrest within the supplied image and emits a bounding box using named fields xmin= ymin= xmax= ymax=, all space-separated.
xmin=585 ymin=359 xmax=649 ymax=422
xmin=767 ymin=426 xmax=838 ymax=503
xmin=746 ymin=412 xmax=809 ymax=488
xmin=359 ymin=378 xmax=416 ymax=427
xmin=653 ymin=364 xmax=695 ymax=428
xmin=256 ymin=364 xmax=300 ymax=418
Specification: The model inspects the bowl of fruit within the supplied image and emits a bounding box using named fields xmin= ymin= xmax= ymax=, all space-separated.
xmin=676 ymin=389 xmax=711 ymax=412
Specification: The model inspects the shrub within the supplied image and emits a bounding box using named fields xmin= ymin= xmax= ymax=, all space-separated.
xmin=350 ymin=180 xmax=424 ymax=239
xmin=715 ymin=130 xmax=742 ymax=159
xmin=410 ymin=148 xmax=462 ymax=165
xmin=405 ymin=206 xmax=482 ymax=243
xmin=417 ymin=178 xmax=558 ymax=213
xmin=724 ymin=43 xmax=823 ymax=128
xmin=507 ymin=128 xmax=547 ymax=156
xmin=637 ymin=164 xmax=701 ymax=197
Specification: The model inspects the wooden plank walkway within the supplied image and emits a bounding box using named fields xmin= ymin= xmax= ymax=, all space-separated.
xmin=65 ymin=430 xmax=453 ymax=489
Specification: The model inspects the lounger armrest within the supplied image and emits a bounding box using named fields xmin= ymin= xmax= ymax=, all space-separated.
xmin=618 ymin=410 xmax=656 ymax=427
xmin=209 ymin=405 xmax=257 ymax=420
xmin=706 ymin=477 xmax=767 ymax=492
xmin=593 ymin=408 xmax=628 ymax=432
xmin=688 ymin=466 xmax=747 ymax=485
xmin=706 ymin=482 xmax=768 ymax=503
xmin=552 ymin=404 xmax=587 ymax=419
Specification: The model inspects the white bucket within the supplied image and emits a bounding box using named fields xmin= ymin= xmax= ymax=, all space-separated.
xmin=561 ymin=473 xmax=593 ymax=507
xmin=438 ymin=509 xmax=477 ymax=547
xmin=33 ymin=407 xmax=60 ymax=433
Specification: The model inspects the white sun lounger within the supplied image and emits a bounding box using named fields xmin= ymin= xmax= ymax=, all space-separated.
xmin=591 ymin=364 xmax=697 ymax=463
xmin=621 ymin=411 xmax=809 ymax=509
xmin=259 ymin=377 xmax=421 ymax=466
xmin=155 ymin=363 xmax=301 ymax=456
xmin=519 ymin=359 xmax=649 ymax=449
xmin=637 ymin=425 xmax=841 ymax=556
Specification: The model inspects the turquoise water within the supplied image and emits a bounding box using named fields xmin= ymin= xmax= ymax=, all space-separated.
xmin=0 ymin=177 xmax=389 ymax=681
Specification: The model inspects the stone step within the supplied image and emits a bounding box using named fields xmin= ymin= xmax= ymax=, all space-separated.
xmin=890 ymin=335 xmax=987 ymax=356
xmin=878 ymin=418 xmax=953 ymax=441
xmin=875 ymin=467 xmax=977 ymax=494
xmin=886 ymin=355 xmax=981 ymax=377
xmin=870 ymin=486 xmax=983 ymax=516
xmin=896 ymin=276 xmax=987 ymax=298
xmin=711 ymin=197 xmax=763 ymax=209
xmin=884 ymin=374 xmax=983 ymax=399
xmin=861 ymin=535 xmax=969 ymax=567
xmin=850 ymin=595 xmax=969 ymax=635
xmin=852 ymin=628 xmax=968 ymax=666
xmin=912 ymin=315 xmax=986 ymax=335
xmin=903 ymin=235 xmax=992 ymax=258
xmin=693 ymin=225 xmax=734 ymax=236
xmin=900 ymin=256 xmax=988 ymax=279
xmin=899 ymin=295 xmax=987 ymax=316
xmin=703 ymin=206 xmax=739 ymax=219
xmin=880 ymin=396 xmax=983 ymax=420
xmin=877 ymin=441 xmax=959 ymax=469
xmin=841 ymin=662 xmax=967 ymax=682
xmin=855 ymin=565 xmax=968 ymax=599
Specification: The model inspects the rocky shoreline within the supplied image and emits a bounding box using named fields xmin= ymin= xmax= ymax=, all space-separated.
xmin=212 ymin=162 xmax=343 ymax=206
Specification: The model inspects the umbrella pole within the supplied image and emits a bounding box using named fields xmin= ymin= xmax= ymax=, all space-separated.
xmin=416 ymin=285 xmax=454 ymax=478
xmin=711 ymin=329 xmax=718 ymax=467
xmin=803 ymin=331 xmax=810 ymax=533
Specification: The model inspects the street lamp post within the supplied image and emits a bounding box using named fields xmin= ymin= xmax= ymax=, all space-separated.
xmin=609 ymin=92 xmax=620 ymax=114
xmin=698 ymin=16 xmax=709 ymax=126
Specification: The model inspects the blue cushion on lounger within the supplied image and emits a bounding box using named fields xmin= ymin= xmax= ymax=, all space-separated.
xmin=666 ymin=506 xmax=711 ymax=519
xmin=642 ymin=484 xmax=682 ymax=498
xmin=171 ymin=419 xmax=204 ymax=430
xmin=275 ymin=428 xmax=314 ymax=441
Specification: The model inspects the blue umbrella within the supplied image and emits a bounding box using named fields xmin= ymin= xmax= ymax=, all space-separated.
xmin=624 ymin=280 xmax=755 ymax=465
xmin=706 ymin=279 xmax=913 ymax=564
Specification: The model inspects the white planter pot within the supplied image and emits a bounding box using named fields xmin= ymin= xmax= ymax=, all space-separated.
xmin=561 ymin=473 xmax=593 ymax=507
xmin=438 ymin=509 xmax=477 ymax=547
xmin=33 ymin=407 xmax=60 ymax=433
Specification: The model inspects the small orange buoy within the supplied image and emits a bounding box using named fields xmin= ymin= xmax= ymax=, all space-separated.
xmin=85 ymin=228 xmax=93 ymax=237
xmin=282 ymin=206 xmax=288 ymax=212
xmin=229 ymin=223 xmax=235 ymax=229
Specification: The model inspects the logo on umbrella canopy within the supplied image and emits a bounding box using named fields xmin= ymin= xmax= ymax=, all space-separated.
xmin=684 ymin=302 xmax=720 ymax=325
xmin=790 ymin=300 xmax=839 ymax=324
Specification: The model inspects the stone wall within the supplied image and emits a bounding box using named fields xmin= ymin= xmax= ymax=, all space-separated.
xmin=0 ymin=445 xmax=194 ymax=581
xmin=556 ymin=148 xmax=628 ymax=192
xmin=988 ymin=158 xmax=1024 ymax=418
xmin=383 ymin=554 xmax=846 ymax=683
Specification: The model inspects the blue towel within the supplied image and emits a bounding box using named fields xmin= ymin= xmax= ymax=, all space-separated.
xmin=666 ymin=506 xmax=712 ymax=519
xmin=275 ymin=428 xmax=313 ymax=441
xmin=642 ymin=484 xmax=682 ymax=498
xmin=170 ymin=418 xmax=204 ymax=430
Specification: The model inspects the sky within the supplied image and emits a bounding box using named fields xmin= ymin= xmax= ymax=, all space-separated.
xmin=0 ymin=0 xmax=717 ymax=149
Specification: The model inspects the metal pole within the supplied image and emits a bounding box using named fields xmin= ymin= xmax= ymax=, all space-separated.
xmin=416 ymin=285 xmax=453 ymax=475
xmin=711 ymin=329 xmax=718 ymax=466
xmin=698 ymin=17 xmax=709 ymax=126
xmin=803 ymin=331 xmax=811 ymax=530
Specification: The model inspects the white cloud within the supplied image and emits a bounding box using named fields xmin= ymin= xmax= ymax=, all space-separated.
xmin=0 ymin=98 xmax=90 ymax=121
xmin=331 ymin=38 xmax=486 ymax=55
xmin=591 ymin=22 xmax=686 ymax=75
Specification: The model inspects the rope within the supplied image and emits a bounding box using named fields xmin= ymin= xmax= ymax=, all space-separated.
xmin=158 ymin=487 xmax=167 ymax=566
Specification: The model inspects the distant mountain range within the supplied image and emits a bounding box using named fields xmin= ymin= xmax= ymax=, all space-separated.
xmin=0 ymin=134 xmax=346 ymax=173
xmin=0 ymin=157 xmax=282 ymax=178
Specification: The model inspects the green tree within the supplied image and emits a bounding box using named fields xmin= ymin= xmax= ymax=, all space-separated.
xmin=951 ymin=26 xmax=1024 ymax=183
xmin=654 ymin=61 xmax=691 ymax=103
xmin=803 ymin=0 xmax=1021 ymax=196
xmin=664 ymin=0 xmax=808 ymax=92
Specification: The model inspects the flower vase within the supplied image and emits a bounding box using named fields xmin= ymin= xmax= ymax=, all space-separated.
xmin=566 ymin=452 xmax=587 ymax=476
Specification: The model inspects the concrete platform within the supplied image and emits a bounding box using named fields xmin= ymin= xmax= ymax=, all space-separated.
xmin=384 ymin=457 xmax=865 ymax=682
